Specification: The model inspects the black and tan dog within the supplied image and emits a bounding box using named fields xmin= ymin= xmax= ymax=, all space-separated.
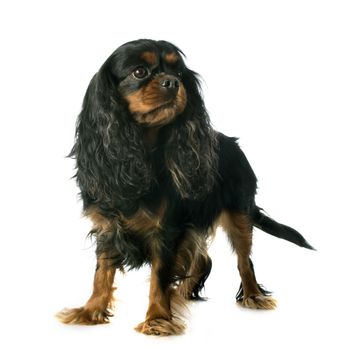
xmin=57 ymin=39 xmax=313 ymax=335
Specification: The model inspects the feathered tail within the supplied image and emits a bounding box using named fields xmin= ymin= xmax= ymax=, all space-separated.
xmin=252 ymin=207 xmax=315 ymax=250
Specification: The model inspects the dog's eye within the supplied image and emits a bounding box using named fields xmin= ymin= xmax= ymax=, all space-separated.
xmin=133 ymin=67 xmax=149 ymax=79
xmin=177 ymin=72 xmax=183 ymax=78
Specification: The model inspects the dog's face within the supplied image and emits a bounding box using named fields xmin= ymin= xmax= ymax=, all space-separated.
xmin=106 ymin=40 xmax=188 ymax=127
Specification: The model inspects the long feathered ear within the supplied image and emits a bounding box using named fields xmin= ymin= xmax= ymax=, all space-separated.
xmin=163 ymin=69 xmax=218 ymax=200
xmin=69 ymin=65 xmax=153 ymax=214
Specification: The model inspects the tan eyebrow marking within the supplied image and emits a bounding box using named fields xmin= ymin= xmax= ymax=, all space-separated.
xmin=141 ymin=51 xmax=157 ymax=65
xmin=164 ymin=52 xmax=179 ymax=64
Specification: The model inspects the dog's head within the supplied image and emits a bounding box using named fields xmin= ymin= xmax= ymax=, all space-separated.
xmin=114 ymin=40 xmax=187 ymax=126
xmin=98 ymin=39 xmax=195 ymax=127
xmin=72 ymin=40 xmax=217 ymax=211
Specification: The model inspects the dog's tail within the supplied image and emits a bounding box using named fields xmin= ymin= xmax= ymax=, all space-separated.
xmin=252 ymin=206 xmax=315 ymax=250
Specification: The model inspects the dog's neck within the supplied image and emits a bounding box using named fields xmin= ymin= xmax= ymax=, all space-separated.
xmin=142 ymin=126 xmax=161 ymax=151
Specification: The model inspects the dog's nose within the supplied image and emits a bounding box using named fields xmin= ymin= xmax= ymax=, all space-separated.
xmin=160 ymin=76 xmax=180 ymax=91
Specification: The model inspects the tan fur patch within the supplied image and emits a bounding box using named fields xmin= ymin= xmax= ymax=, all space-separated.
xmin=124 ymin=78 xmax=187 ymax=126
xmin=146 ymin=259 xmax=172 ymax=320
xmin=220 ymin=211 xmax=252 ymax=256
xmin=219 ymin=211 xmax=263 ymax=298
xmin=164 ymin=52 xmax=179 ymax=64
xmin=175 ymin=231 xmax=210 ymax=299
xmin=56 ymin=306 xmax=112 ymax=325
xmin=56 ymin=253 xmax=116 ymax=325
xmin=119 ymin=201 xmax=166 ymax=234
xmin=85 ymin=207 xmax=113 ymax=233
xmin=239 ymin=295 xmax=277 ymax=310
xmin=141 ymin=51 xmax=157 ymax=66
xmin=135 ymin=317 xmax=185 ymax=336
xmin=124 ymin=86 xmax=156 ymax=115
xmin=135 ymin=257 xmax=187 ymax=335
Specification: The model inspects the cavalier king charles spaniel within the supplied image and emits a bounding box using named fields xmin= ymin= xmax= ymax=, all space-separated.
xmin=57 ymin=39 xmax=313 ymax=336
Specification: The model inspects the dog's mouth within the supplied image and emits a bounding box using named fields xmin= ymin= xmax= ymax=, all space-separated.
xmin=130 ymin=87 xmax=187 ymax=126
xmin=133 ymin=98 xmax=184 ymax=126
xmin=145 ymin=100 xmax=176 ymax=115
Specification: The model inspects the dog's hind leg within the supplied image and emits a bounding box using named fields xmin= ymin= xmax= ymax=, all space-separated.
xmin=220 ymin=211 xmax=277 ymax=309
xmin=176 ymin=232 xmax=212 ymax=301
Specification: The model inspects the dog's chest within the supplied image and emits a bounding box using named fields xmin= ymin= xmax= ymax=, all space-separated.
xmin=119 ymin=205 xmax=166 ymax=234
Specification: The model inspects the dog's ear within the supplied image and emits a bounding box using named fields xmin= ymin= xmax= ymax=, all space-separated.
xmin=76 ymin=65 xmax=119 ymax=149
xmin=163 ymin=69 xmax=219 ymax=200
xmin=69 ymin=65 xmax=152 ymax=214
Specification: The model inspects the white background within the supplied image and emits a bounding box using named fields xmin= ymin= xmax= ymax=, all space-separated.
xmin=1 ymin=0 xmax=349 ymax=349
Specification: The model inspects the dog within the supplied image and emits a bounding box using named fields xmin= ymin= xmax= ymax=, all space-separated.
xmin=57 ymin=39 xmax=313 ymax=335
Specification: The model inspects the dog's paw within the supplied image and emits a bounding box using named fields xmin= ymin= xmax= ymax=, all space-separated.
xmin=239 ymin=295 xmax=277 ymax=310
xmin=135 ymin=318 xmax=185 ymax=336
xmin=56 ymin=307 xmax=113 ymax=325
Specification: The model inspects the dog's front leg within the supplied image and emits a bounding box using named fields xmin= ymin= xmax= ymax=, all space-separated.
xmin=56 ymin=252 xmax=117 ymax=325
xmin=135 ymin=256 xmax=185 ymax=336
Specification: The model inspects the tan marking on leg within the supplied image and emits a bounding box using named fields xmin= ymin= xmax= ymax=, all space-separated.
xmin=240 ymin=295 xmax=277 ymax=309
xmin=176 ymin=231 xmax=210 ymax=299
xmin=56 ymin=253 xmax=117 ymax=325
xmin=220 ymin=211 xmax=277 ymax=310
xmin=135 ymin=258 xmax=185 ymax=335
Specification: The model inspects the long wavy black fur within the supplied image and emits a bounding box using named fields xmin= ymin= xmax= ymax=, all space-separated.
xmin=69 ymin=42 xmax=218 ymax=216
xmin=67 ymin=39 xmax=313 ymax=300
